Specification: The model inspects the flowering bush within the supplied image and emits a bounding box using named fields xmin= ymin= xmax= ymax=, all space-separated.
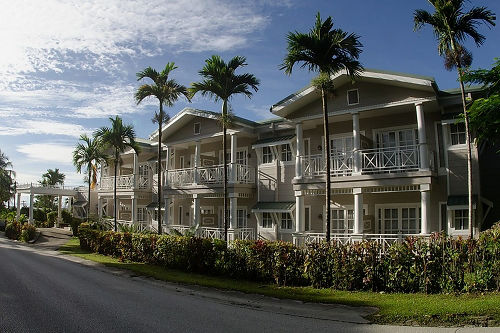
xmin=78 ymin=222 xmax=500 ymax=293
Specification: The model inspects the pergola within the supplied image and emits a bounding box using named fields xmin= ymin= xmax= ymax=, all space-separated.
xmin=15 ymin=183 xmax=79 ymax=225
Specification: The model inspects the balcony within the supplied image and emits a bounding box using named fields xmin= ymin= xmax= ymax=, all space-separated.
xmin=99 ymin=174 xmax=151 ymax=191
xmin=164 ymin=163 xmax=255 ymax=187
xmin=301 ymin=145 xmax=421 ymax=177
xmin=167 ymin=225 xmax=256 ymax=240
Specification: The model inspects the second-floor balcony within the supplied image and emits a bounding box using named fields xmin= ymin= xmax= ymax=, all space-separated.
xmin=164 ymin=163 xmax=255 ymax=187
xmin=301 ymin=145 xmax=422 ymax=177
xmin=99 ymin=174 xmax=151 ymax=191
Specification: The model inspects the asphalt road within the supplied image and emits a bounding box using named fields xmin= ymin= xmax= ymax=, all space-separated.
xmin=0 ymin=236 xmax=496 ymax=333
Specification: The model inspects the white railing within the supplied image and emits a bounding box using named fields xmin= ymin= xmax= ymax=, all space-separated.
xmin=200 ymin=227 xmax=225 ymax=239
xmin=17 ymin=183 xmax=75 ymax=190
xmin=165 ymin=164 xmax=255 ymax=187
xmin=99 ymin=175 xmax=135 ymax=190
xmin=136 ymin=175 xmax=150 ymax=190
xmin=236 ymin=227 xmax=255 ymax=240
xmin=166 ymin=168 xmax=195 ymax=186
xmin=301 ymin=152 xmax=354 ymax=177
xmin=301 ymin=145 xmax=420 ymax=176
xmin=361 ymin=145 xmax=420 ymax=174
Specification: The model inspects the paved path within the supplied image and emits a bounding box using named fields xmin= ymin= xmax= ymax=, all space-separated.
xmin=0 ymin=236 xmax=498 ymax=332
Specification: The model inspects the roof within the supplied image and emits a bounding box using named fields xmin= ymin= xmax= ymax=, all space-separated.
xmin=251 ymin=202 xmax=295 ymax=212
xmin=135 ymin=138 xmax=156 ymax=147
xmin=270 ymin=68 xmax=438 ymax=115
xmin=252 ymin=135 xmax=295 ymax=148
xmin=72 ymin=200 xmax=87 ymax=207
xmin=447 ymin=195 xmax=478 ymax=207
xmin=439 ymin=85 xmax=484 ymax=96
xmin=149 ymin=107 xmax=259 ymax=140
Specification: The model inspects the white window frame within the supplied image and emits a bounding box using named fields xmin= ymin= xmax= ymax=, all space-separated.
xmin=137 ymin=207 xmax=145 ymax=222
xmin=448 ymin=122 xmax=467 ymax=147
xmin=347 ymin=89 xmax=359 ymax=106
xmin=280 ymin=212 xmax=293 ymax=231
xmin=280 ymin=143 xmax=293 ymax=163
xmin=434 ymin=121 xmax=447 ymax=175
xmin=375 ymin=203 xmax=421 ymax=234
xmin=261 ymin=146 xmax=274 ymax=165
xmin=237 ymin=207 xmax=247 ymax=228
xmin=194 ymin=122 xmax=201 ymax=135
xmin=200 ymin=206 xmax=214 ymax=215
xmin=261 ymin=212 xmax=273 ymax=229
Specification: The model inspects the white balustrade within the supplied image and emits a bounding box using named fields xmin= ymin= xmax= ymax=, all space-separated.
xmin=164 ymin=164 xmax=255 ymax=187
xmin=166 ymin=168 xmax=195 ymax=186
xmin=99 ymin=175 xmax=135 ymax=190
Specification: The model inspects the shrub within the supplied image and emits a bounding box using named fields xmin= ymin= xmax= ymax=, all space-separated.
xmin=69 ymin=217 xmax=83 ymax=236
xmin=33 ymin=209 xmax=46 ymax=223
xmin=5 ymin=222 xmax=21 ymax=240
xmin=77 ymin=222 xmax=500 ymax=294
xmin=62 ymin=210 xmax=72 ymax=225
xmin=47 ymin=211 xmax=58 ymax=225
xmin=20 ymin=223 xmax=37 ymax=242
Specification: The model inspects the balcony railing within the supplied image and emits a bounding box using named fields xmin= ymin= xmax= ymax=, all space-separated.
xmin=301 ymin=145 xmax=420 ymax=177
xmin=99 ymin=174 xmax=151 ymax=191
xmin=165 ymin=164 xmax=255 ymax=187
xmin=167 ymin=225 xmax=256 ymax=240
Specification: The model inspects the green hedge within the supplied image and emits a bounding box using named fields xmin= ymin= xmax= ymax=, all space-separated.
xmin=5 ymin=221 xmax=37 ymax=242
xmin=78 ymin=222 xmax=500 ymax=293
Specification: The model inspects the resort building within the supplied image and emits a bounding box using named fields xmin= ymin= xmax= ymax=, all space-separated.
xmin=95 ymin=69 xmax=498 ymax=243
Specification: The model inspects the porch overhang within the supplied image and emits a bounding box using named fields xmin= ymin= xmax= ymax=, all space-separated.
xmin=447 ymin=195 xmax=477 ymax=210
xmin=251 ymin=201 xmax=295 ymax=213
xmin=252 ymin=135 xmax=296 ymax=149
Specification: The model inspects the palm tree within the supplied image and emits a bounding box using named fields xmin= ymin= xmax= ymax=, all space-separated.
xmin=280 ymin=12 xmax=363 ymax=242
xmin=95 ymin=116 xmax=140 ymax=231
xmin=414 ymin=0 xmax=496 ymax=238
xmin=73 ymin=134 xmax=107 ymax=221
xmin=189 ymin=55 xmax=259 ymax=242
xmin=135 ymin=63 xmax=190 ymax=235
xmin=41 ymin=168 xmax=66 ymax=186
xmin=0 ymin=150 xmax=14 ymax=207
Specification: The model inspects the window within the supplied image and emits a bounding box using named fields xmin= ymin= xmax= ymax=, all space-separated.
xmin=237 ymin=209 xmax=247 ymax=228
xmin=236 ymin=149 xmax=247 ymax=165
xmin=262 ymin=212 xmax=273 ymax=228
xmin=450 ymin=123 xmax=466 ymax=145
xmin=280 ymin=212 xmax=293 ymax=230
xmin=331 ymin=209 xmax=355 ymax=234
xmin=303 ymin=138 xmax=310 ymax=157
xmin=194 ymin=122 xmax=201 ymax=135
xmin=281 ymin=144 xmax=292 ymax=162
xmin=262 ymin=146 xmax=273 ymax=164
xmin=384 ymin=208 xmax=399 ymax=233
xmin=436 ymin=123 xmax=445 ymax=168
xmin=347 ymin=89 xmax=359 ymax=105
xmin=401 ymin=207 xmax=418 ymax=233
xmin=137 ymin=207 xmax=145 ymax=222
xmin=179 ymin=156 xmax=185 ymax=169
xmin=453 ymin=209 xmax=468 ymax=230
xmin=378 ymin=206 xmax=421 ymax=234
xmin=200 ymin=207 xmax=214 ymax=214
xmin=178 ymin=206 xmax=183 ymax=225
xmin=305 ymin=206 xmax=311 ymax=231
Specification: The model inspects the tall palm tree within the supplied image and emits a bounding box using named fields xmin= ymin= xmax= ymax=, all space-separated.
xmin=135 ymin=63 xmax=190 ymax=235
xmin=73 ymin=134 xmax=107 ymax=221
xmin=281 ymin=12 xmax=363 ymax=242
xmin=414 ymin=0 xmax=495 ymax=238
xmin=189 ymin=55 xmax=259 ymax=242
xmin=0 ymin=150 xmax=14 ymax=207
xmin=95 ymin=116 xmax=140 ymax=231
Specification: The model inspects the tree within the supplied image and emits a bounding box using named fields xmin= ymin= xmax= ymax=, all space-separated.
xmin=135 ymin=63 xmax=190 ymax=235
xmin=189 ymin=55 xmax=259 ymax=242
xmin=463 ymin=58 xmax=500 ymax=147
xmin=414 ymin=0 xmax=496 ymax=238
xmin=73 ymin=134 xmax=107 ymax=221
xmin=280 ymin=12 xmax=363 ymax=242
xmin=94 ymin=116 xmax=140 ymax=231
xmin=0 ymin=150 xmax=14 ymax=208
xmin=36 ymin=168 xmax=66 ymax=211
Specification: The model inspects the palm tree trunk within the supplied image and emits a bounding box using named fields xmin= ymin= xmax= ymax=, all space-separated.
xmin=114 ymin=154 xmax=118 ymax=232
xmin=222 ymin=99 xmax=228 ymax=243
xmin=87 ymin=162 xmax=91 ymax=222
xmin=322 ymin=88 xmax=331 ymax=242
xmin=157 ymin=108 xmax=163 ymax=235
xmin=451 ymin=39 xmax=474 ymax=238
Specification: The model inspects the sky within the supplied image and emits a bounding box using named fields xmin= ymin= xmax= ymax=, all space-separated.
xmin=1 ymin=0 xmax=499 ymax=190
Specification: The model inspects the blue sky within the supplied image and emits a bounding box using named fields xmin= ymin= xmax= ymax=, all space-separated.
xmin=1 ymin=0 xmax=499 ymax=188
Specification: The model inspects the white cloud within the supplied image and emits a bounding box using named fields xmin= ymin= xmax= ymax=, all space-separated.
xmin=0 ymin=0 xmax=270 ymax=82
xmin=0 ymin=120 xmax=91 ymax=137
xmin=16 ymin=143 xmax=75 ymax=165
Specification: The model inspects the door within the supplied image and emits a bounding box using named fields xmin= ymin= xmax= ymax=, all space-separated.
xmin=330 ymin=136 xmax=354 ymax=173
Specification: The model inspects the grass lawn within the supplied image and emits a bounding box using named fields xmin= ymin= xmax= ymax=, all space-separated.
xmin=59 ymin=237 xmax=500 ymax=327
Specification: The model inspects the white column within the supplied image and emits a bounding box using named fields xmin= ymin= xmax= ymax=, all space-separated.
xmin=230 ymin=133 xmax=237 ymax=182
xmin=164 ymin=197 xmax=171 ymax=227
xmin=295 ymin=193 xmax=305 ymax=233
xmin=29 ymin=193 xmax=34 ymax=224
xmin=416 ymin=103 xmax=429 ymax=170
xmin=164 ymin=146 xmax=170 ymax=187
xmin=194 ymin=141 xmax=201 ymax=184
xmin=131 ymin=196 xmax=137 ymax=224
xmin=16 ymin=193 xmax=21 ymax=220
xmin=295 ymin=122 xmax=303 ymax=178
xmin=133 ymin=152 xmax=139 ymax=189
xmin=57 ymin=195 xmax=62 ymax=226
xmin=98 ymin=197 xmax=103 ymax=218
xmin=352 ymin=112 xmax=361 ymax=174
xmin=353 ymin=188 xmax=364 ymax=234
xmin=193 ymin=194 xmax=200 ymax=226
xmin=420 ymin=184 xmax=430 ymax=234
xmin=229 ymin=195 xmax=237 ymax=229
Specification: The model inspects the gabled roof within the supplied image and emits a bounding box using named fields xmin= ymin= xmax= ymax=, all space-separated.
xmin=270 ymin=68 xmax=438 ymax=117
xmin=149 ymin=107 xmax=259 ymax=141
